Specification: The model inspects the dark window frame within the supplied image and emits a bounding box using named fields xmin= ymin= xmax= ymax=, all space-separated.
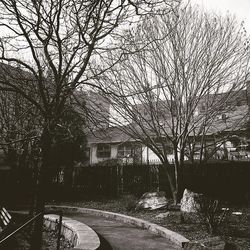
xmin=117 ymin=144 xmax=133 ymax=158
xmin=96 ymin=144 xmax=111 ymax=158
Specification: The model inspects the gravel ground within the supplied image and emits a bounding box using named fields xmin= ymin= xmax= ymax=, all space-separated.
xmin=52 ymin=197 xmax=250 ymax=249
xmin=41 ymin=226 xmax=73 ymax=250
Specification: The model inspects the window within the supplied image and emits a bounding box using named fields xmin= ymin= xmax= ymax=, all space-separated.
xmin=96 ymin=144 xmax=111 ymax=158
xmin=200 ymin=103 xmax=206 ymax=112
xmin=117 ymin=145 xmax=133 ymax=158
xmin=156 ymin=143 xmax=173 ymax=155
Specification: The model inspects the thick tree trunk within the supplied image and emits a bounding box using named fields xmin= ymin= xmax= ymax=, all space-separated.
xmin=30 ymin=127 xmax=52 ymax=250
xmin=162 ymin=162 xmax=178 ymax=204
xmin=29 ymin=161 xmax=39 ymax=217
xmin=171 ymin=142 xmax=186 ymax=203
xmin=177 ymin=146 xmax=185 ymax=201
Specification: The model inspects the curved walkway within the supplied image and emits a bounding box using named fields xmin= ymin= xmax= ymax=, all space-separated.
xmin=44 ymin=214 xmax=100 ymax=249
xmin=11 ymin=208 xmax=186 ymax=249
xmin=67 ymin=212 xmax=180 ymax=250
xmin=46 ymin=205 xmax=188 ymax=249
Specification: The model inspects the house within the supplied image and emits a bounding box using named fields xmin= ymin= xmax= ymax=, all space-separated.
xmin=86 ymin=122 xmax=249 ymax=166
xmin=86 ymin=83 xmax=250 ymax=165
xmin=86 ymin=126 xmax=177 ymax=165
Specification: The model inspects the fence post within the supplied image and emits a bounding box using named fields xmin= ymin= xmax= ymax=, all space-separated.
xmin=116 ymin=165 xmax=124 ymax=196
xmin=149 ymin=165 xmax=152 ymax=191
xmin=56 ymin=211 xmax=63 ymax=250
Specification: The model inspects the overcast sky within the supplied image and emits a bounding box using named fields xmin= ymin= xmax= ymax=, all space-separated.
xmin=190 ymin=0 xmax=250 ymax=34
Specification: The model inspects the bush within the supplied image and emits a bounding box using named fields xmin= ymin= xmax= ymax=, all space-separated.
xmin=198 ymin=196 xmax=229 ymax=234
xmin=121 ymin=194 xmax=138 ymax=211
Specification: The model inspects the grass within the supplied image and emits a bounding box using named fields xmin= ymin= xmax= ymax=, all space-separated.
xmin=53 ymin=196 xmax=250 ymax=249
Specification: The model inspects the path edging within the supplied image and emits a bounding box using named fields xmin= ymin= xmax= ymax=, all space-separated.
xmin=44 ymin=214 xmax=100 ymax=250
xmin=46 ymin=205 xmax=189 ymax=248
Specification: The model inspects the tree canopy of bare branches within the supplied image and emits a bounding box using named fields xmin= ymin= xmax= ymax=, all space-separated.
xmin=92 ymin=5 xmax=250 ymax=203
xmin=0 ymin=0 xmax=179 ymax=248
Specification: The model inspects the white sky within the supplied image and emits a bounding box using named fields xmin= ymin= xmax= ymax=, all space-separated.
xmin=190 ymin=0 xmax=250 ymax=34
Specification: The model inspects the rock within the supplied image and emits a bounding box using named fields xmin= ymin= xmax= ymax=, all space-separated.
xmin=183 ymin=236 xmax=226 ymax=249
xmin=181 ymin=189 xmax=202 ymax=213
xmin=155 ymin=211 xmax=182 ymax=223
xmin=155 ymin=212 xmax=170 ymax=219
xmin=232 ymin=211 xmax=242 ymax=215
xmin=135 ymin=192 xmax=168 ymax=210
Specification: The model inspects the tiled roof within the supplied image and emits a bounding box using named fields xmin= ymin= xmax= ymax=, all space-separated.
xmin=203 ymin=106 xmax=248 ymax=135
xmin=87 ymin=126 xmax=135 ymax=144
xmin=87 ymin=105 xmax=249 ymax=144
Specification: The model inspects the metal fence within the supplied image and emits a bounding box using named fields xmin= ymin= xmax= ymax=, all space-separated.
xmin=1 ymin=161 xmax=250 ymax=204
xmin=69 ymin=161 xmax=250 ymax=202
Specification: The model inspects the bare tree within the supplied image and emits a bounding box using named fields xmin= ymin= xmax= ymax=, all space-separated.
xmin=0 ymin=0 xmax=179 ymax=248
xmin=91 ymin=6 xmax=250 ymax=203
xmin=0 ymin=83 xmax=41 ymax=167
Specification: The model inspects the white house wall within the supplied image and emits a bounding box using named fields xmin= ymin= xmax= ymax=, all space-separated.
xmin=141 ymin=146 xmax=175 ymax=164
xmin=111 ymin=145 xmax=118 ymax=159
xmin=90 ymin=145 xmax=98 ymax=164
xmin=89 ymin=144 xmax=189 ymax=165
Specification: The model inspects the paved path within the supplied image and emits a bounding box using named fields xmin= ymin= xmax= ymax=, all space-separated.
xmin=65 ymin=212 xmax=180 ymax=250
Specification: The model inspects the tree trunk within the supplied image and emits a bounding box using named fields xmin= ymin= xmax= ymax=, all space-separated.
xmin=29 ymin=161 xmax=39 ymax=217
xmin=177 ymin=146 xmax=185 ymax=201
xmin=30 ymin=127 xmax=52 ymax=250
xmin=162 ymin=162 xmax=178 ymax=204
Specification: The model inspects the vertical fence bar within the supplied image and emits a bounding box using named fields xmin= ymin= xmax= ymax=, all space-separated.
xmin=56 ymin=211 xmax=63 ymax=250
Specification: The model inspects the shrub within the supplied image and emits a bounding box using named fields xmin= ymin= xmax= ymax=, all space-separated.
xmin=198 ymin=196 xmax=229 ymax=234
xmin=121 ymin=194 xmax=138 ymax=211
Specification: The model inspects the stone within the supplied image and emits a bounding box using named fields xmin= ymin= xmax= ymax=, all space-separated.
xmin=155 ymin=212 xmax=170 ymax=219
xmin=181 ymin=189 xmax=202 ymax=213
xmin=135 ymin=191 xmax=168 ymax=210
xmin=232 ymin=211 xmax=242 ymax=215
